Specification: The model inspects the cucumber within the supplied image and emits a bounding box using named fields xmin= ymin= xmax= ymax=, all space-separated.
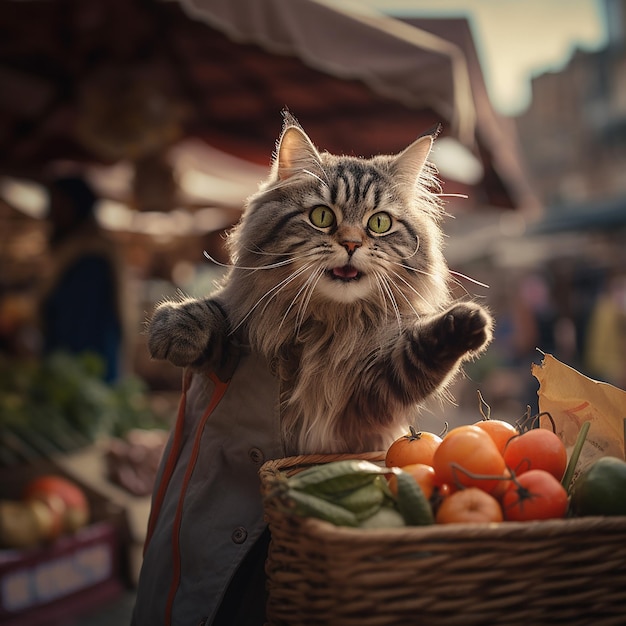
xmin=393 ymin=469 xmax=435 ymax=526
xmin=288 ymin=459 xmax=387 ymax=495
xmin=286 ymin=488 xmax=360 ymax=527
xmin=333 ymin=482 xmax=385 ymax=520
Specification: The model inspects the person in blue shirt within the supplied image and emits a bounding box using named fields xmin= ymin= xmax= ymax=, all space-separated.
xmin=40 ymin=175 xmax=124 ymax=382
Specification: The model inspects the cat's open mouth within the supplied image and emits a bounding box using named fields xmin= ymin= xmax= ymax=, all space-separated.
xmin=329 ymin=265 xmax=362 ymax=281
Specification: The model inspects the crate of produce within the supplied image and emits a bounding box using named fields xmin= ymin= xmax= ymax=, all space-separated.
xmin=260 ymin=451 xmax=626 ymax=626
xmin=0 ymin=520 xmax=123 ymax=626
xmin=0 ymin=462 xmax=128 ymax=626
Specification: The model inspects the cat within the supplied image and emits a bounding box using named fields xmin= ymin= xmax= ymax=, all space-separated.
xmin=148 ymin=112 xmax=493 ymax=455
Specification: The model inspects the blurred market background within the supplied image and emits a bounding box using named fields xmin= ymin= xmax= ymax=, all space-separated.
xmin=0 ymin=0 xmax=624 ymax=623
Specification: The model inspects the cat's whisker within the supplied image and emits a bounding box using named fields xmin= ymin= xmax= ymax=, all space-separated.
xmin=302 ymin=168 xmax=330 ymax=189
xmin=400 ymin=236 xmax=420 ymax=260
xmin=258 ymin=263 xmax=316 ymax=319
xmin=373 ymin=271 xmax=402 ymax=330
xmin=449 ymin=270 xmax=490 ymax=290
xmin=242 ymin=245 xmax=321 ymax=260
xmin=389 ymin=270 xmax=429 ymax=310
xmin=278 ymin=266 xmax=320 ymax=334
xmin=435 ymin=193 xmax=469 ymax=200
xmin=390 ymin=260 xmax=440 ymax=280
xmin=230 ymin=263 xmax=315 ymax=334
xmin=372 ymin=272 xmax=392 ymax=325
xmin=203 ymin=250 xmax=296 ymax=271
xmin=294 ymin=267 xmax=325 ymax=337
xmin=385 ymin=269 xmax=424 ymax=317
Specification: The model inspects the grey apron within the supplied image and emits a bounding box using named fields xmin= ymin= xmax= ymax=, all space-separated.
xmin=131 ymin=346 xmax=284 ymax=625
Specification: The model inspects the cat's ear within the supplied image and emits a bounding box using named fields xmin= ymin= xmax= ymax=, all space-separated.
xmin=392 ymin=133 xmax=435 ymax=188
xmin=273 ymin=122 xmax=322 ymax=181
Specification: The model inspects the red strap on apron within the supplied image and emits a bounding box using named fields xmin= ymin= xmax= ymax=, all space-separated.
xmin=143 ymin=369 xmax=230 ymax=548
xmin=142 ymin=368 xmax=230 ymax=625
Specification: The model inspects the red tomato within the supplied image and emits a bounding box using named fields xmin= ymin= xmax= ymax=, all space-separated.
xmin=473 ymin=419 xmax=519 ymax=456
xmin=385 ymin=427 xmax=442 ymax=468
xmin=432 ymin=425 xmax=507 ymax=496
xmin=501 ymin=469 xmax=568 ymax=521
xmin=503 ymin=428 xmax=568 ymax=481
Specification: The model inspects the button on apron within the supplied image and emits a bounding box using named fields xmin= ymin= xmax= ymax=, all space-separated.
xmin=231 ymin=526 xmax=248 ymax=544
xmin=248 ymin=447 xmax=264 ymax=464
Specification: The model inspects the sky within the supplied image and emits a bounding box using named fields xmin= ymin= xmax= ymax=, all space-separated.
xmin=361 ymin=0 xmax=608 ymax=115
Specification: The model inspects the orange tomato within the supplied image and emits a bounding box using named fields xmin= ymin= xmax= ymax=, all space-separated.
xmin=503 ymin=428 xmax=568 ymax=481
xmin=501 ymin=469 xmax=568 ymax=521
xmin=385 ymin=426 xmax=442 ymax=468
xmin=388 ymin=463 xmax=436 ymax=500
xmin=432 ymin=425 xmax=507 ymax=495
xmin=435 ymin=487 xmax=503 ymax=524
xmin=473 ymin=418 xmax=519 ymax=455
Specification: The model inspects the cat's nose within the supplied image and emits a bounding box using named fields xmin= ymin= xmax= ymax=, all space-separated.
xmin=342 ymin=240 xmax=361 ymax=256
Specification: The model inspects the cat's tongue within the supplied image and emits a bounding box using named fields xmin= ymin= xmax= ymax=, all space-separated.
xmin=332 ymin=265 xmax=359 ymax=279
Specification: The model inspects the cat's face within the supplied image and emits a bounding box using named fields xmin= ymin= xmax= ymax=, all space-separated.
xmin=275 ymin=157 xmax=428 ymax=305
xmin=226 ymin=117 xmax=449 ymax=324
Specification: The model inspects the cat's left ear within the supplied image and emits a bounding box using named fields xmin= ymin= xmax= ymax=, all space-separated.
xmin=273 ymin=122 xmax=323 ymax=181
xmin=392 ymin=133 xmax=436 ymax=188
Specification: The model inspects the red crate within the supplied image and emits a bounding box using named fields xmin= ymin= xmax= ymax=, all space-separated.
xmin=0 ymin=521 xmax=123 ymax=626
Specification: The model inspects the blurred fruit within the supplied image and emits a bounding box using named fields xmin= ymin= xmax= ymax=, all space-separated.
xmin=23 ymin=475 xmax=90 ymax=532
xmin=0 ymin=500 xmax=47 ymax=548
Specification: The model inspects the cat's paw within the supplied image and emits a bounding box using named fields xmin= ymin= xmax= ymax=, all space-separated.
xmin=147 ymin=299 xmax=225 ymax=367
xmin=421 ymin=302 xmax=493 ymax=363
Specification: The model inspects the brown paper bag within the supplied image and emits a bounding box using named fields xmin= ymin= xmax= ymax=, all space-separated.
xmin=532 ymin=354 xmax=626 ymax=479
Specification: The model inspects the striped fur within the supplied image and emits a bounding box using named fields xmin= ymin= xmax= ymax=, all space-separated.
xmin=149 ymin=115 xmax=492 ymax=454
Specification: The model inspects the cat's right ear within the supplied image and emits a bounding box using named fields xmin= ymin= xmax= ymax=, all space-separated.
xmin=273 ymin=124 xmax=322 ymax=181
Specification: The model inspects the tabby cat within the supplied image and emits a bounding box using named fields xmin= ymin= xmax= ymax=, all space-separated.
xmin=148 ymin=113 xmax=493 ymax=454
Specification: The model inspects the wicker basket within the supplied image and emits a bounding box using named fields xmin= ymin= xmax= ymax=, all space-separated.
xmin=260 ymin=453 xmax=626 ymax=626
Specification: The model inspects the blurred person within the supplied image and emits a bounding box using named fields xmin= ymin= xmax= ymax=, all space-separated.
xmin=38 ymin=175 xmax=126 ymax=382
xmin=584 ymin=272 xmax=626 ymax=388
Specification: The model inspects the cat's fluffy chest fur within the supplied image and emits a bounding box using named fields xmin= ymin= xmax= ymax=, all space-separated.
xmin=148 ymin=113 xmax=493 ymax=454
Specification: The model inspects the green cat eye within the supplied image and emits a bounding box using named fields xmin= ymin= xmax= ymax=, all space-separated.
xmin=309 ymin=205 xmax=336 ymax=229
xmin=368 ymin=212 xmax=392 ymax=234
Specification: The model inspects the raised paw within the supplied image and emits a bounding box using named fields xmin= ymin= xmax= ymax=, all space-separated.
xmin=147 ymin=298 xmax=226 ymax=367
xmin=441 ymin=302 xmax=493 ymax=354
xmin=419 ymin=302 xmax=493 ymax=364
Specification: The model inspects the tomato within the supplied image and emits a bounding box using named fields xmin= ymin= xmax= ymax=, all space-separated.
xmin=503 ymin=428 xmax=567 ymax=481
xmin=435 ymin=487 xmax=503 ymax=524
xmin=22 ymin=475 xmax=90 ymax=533
xmin=385 ymin=426 xmax=442 ymax=468
xmin=432 ymin=425 xmax=507 ymax=495
xmin=501 ymin=469 xmax=568 ymax=521
xmin=473 ymin=419 xmax=519 ymax=456
xmin=388 ymin=463 xmax=436 ymax=500
xmin=569 ymin=456 xmax=626 ymax=517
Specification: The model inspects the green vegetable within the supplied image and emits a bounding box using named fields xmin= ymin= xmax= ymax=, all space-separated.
xmin=286 ymin=488 xmax=360 ymax=527
xmin=359 ymin=506 xmax=406 ymax=529
xmin=279 ymin=460 xmax=434 ymax=529
xmin=0 ymin=352 xmax=170 ymax=466
xmin=333 ymin=481 xmax=385 ymax=520
xmin=393 ymin=469 xmax=435 ymax=526
xmin=569 ymin=456 xmax=626 ymax=517
xmin=288 ymin=459 xmax=387 ymax=495
xmin=562 ymin=421 xmax=590 ymax=492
